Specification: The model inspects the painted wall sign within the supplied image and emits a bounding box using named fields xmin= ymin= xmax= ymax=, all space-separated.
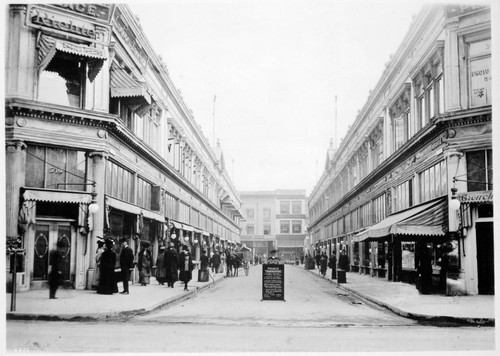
xmin=53 ymin=4 xmax=111 ymax=22
xmin=26 ymin=5 xmax=110 ymax=45
xmin=262 ymin=263 xmax=285 ymax=301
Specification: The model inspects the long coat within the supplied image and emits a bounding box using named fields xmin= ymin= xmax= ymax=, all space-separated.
xmin=97 ymin=249 xmax=117 ymax=295
xmin=138 ymin=249 xmax=152 ymax=284
xmin=155 ymin=250 xmax=167 ymax=283
xmin=178 ymin=250 xmax=194 ymax=283
xmin=164 ymin=247 xmax=179 ymax=283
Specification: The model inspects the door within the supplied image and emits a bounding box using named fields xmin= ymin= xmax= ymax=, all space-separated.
xmin=33 ymin=222 xmax=73 ymax=284
xmin=476 ymin=222 xmax=494 ymax=295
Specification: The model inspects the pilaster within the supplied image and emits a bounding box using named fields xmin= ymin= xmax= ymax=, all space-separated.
xmin=5 ymin=140 xmax=27 ymax=237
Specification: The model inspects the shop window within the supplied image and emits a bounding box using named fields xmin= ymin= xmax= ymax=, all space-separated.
xmin=466 ymin=150 xmax=493 ymax=191
xmin=468 ymin=39 xmax=491 ymax=107
xmin=25 ymin=145 xmax=86 ymax=190
xmin=401 ymin=242 xmax=416 ymax=270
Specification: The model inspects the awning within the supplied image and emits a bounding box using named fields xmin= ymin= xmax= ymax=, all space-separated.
xmin=182 ymin=224 xmax=194 ymax=232
xmin=202 ymin=231 xmax=210 ymax=237
xmin=105 ymin=196 xmax=164 ymax=222
xmin=38 ymin=34 xmax=107 ymax=82
xmin=23 ymin=188 xmax=92 ymax=204
xmin=354 ymin=197 xmax=447 ymax=242
xmin=170 ymin=220 xmax=183 ymax=229
xmin=110 ymin=63 xmax=151 ymax=112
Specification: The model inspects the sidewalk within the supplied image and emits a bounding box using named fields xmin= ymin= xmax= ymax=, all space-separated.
xmin=6 ymin=270 xmax=226 ymax=321
xmin=308 ymin=267 xmax=495 ymax=326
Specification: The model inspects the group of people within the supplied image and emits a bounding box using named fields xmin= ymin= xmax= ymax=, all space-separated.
xmin=93 ymin=239 xmax=198 ymax=294
xmin=313 ymin=250 xmax=349 ymax=278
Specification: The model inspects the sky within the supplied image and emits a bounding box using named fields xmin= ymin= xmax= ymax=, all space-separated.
xmin=126 ymin=0 xmax=444 ymax=194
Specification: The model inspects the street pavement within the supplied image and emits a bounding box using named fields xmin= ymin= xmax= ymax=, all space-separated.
xmin=5 ymin=264 xmax=495 ymax=325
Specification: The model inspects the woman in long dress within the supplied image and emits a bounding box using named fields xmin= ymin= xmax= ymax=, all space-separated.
xmin=97 ymin=239 xmax=117 ymax=295
xmin=92 ymin=240 xmax=105 ymax=289
xmin=178 ymin=245 xmax=193 ymax=291
xmin=155 ymin=246 xmax=167 ymax=285
xmin=164 ymin=243 xmax=179 ymax=288
xmin=138 ymin=244 xmax=152 ymax=286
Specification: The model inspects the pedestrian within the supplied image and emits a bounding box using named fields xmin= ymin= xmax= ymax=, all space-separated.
xmin=92 ymin=239 xmax=105 ymax=289
xmin=417 ymin=245 xmax=433 ymax=294
xmin=328 ymin=252 xmax=337 ymax=279
xmin=211 ymin=249 xmax=221 ymax=273
xmin=119 ymin=237 xmax=134 ymax=295
xmin=338 ymin=249 xmax=349 ymax=271
xmin=138 ymin=242 xmax=152 ymax=286
xmin=164 ymin=242 xmax=179 ymax=288
xmin=155 ymin=246 xmax=167 ymax=285
xmin=178 ymin=245 xmax=194 ymax=291
xmin=200 ymin=250 xmax=209 ymax=271
xmin=320 ymin=252 xmax=328 ymax=277
xmin=97 ymin=239 xmax=117 ymax=295
xmin=315 ymin=251 xmax=321 ymax=270
xmin=48 ymin=240 xmax=65 ymax=299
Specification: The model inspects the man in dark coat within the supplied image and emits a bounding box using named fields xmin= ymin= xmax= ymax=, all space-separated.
xmin=417 ymin=245 xmax=433 ymax=294
xmin=164 ymin=242 xmax=179 ymax=288
xmin=119 ymin=237 xmax=134 ymax=295
xmin=48 ymin=240 xmax=65 ymax=299
xmin=211 ymin=250 xmax=221 ymax=273
xmin=200 ymin=250 xmax=209 ymax=271
xmin=328 ymin=253 xmax=337 ymax=279
xmin=320 ymin=252 xmax=328 ymax=277
xmin=315 ymin=252 xmax=321 ymax=270
xmin=178 ymin=245 xmax=194 ymax=291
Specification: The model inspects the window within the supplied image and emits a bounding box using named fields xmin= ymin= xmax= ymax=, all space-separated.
xmin=263 ymin=224 xmax=271 ymax=235
xmin=280 ymin=201 xmax=290 ymax=214
xmin=246 ymin=224 xmax=254 ymax=235
xmin=165 ymin=193 xmax=179 ymax=220
xmin=359 ymin=203 xmax=371 ymax=228
xmin=466 ymin=150 xmax=493 ymax=191
xmin=468 ymin=39 xmax=491 ymax=107
xmin=291 ymin=201 xmax=302 ymax=214
xmin=105 ymin=160 xmax=134 ymax=203
xmin=358 ymin=145 xmax=369 ymax=180
xmin=390 ymin=85 xmax=411 ymax=151
xmin=137 ymin=178 xmax=152 ymax=210
xmin=179 ymin=202 xmax=190 ymax=224
xmin=246 ymin=208 xmax=255 ymax=219
xmin=292 ymin=220 xmax=302 ymax=234
xmin=419 ymin=161 xmax=447 ymax=202
xmin=280 ymin=220 xmax=290 ymax=234
xmin=25 ymin=145 xmax=87 ymax=191
xmin=372 ymin=194 xmax=386 ymax=224
xmin=394 ymin=180 xmax=413 ymax=212
xmin=263 ymin=208 xmax=271 ymax=221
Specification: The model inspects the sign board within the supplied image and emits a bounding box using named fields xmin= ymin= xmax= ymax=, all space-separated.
xmin=262 ymin=263 xmax=285 ymax=301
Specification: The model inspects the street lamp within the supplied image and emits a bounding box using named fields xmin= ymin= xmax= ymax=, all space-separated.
xmin=450 ymin=187 xmax=461 ymax=211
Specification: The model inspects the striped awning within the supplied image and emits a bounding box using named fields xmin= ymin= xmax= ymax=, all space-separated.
xmin=23 ymin=188 xmax=92 ymax=204
xmin=110 ymin=63 xmax=151 ymax=113
xmin=38 ymin=34 xmax=107 ymax=82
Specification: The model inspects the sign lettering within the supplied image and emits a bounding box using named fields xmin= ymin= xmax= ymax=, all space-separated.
xmin=262 ymin=264 xmax=285 ymax=301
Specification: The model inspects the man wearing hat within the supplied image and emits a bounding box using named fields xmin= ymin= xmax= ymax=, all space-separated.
xmin=119 ymin=237 xmax=134 ymax=294
xmin=48 ymin=240 xmax=66 ymax=299
xmin=164 ymin=242 xmax=179 ymax=288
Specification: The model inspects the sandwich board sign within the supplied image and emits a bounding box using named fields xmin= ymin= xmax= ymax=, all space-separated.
xmin=262 ymin=261 xmax=285 ymax=301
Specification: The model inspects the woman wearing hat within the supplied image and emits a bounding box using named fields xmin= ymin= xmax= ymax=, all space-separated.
xmin=138 ymin=241 xmax=152 ymax=286
xmin=92 ymin=239 xmax=105 ymax=289
xmin=165 ymin=242 xmax=179 ymax=288
xmin=155 ymin=246 xmax=167 ymax=285
xmin=97 ymin=239 xmax=117 ymax=295
xmin=178 ymin=245 xmax=194 ymax=291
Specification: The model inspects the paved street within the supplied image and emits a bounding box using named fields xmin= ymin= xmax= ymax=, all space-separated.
xmin=7 ymin=265 xmax=495 ymax=353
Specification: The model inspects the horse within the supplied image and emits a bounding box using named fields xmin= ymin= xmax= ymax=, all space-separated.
xmin=224 ymin=249 xmax=244 ymax=277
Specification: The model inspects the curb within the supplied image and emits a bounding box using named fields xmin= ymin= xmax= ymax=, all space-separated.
xmin=6 ymin=275 xmax=226 ymax=322
xmin=306 ymin=267 xmax=495 ymax=327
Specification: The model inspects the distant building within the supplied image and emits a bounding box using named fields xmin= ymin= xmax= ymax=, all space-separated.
xmin=308 ymin=5 xmax=492 ymax=296
xmin=240 ymin=190 xmax=308 ymax=262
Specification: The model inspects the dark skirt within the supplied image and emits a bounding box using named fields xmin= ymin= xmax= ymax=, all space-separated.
xmin=179 ymin=270 xmax=192 ymax=283
xmin=97 ymin=267 xmax=117 ymax=295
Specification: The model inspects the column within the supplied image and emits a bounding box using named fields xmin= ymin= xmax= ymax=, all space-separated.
xmin=86 ymin=151 xmax=106 ymax=289
xmin=444 ymin=20 xmax=462 ymax=111
xmin=5 ymin=140 xmax=27 ymax=237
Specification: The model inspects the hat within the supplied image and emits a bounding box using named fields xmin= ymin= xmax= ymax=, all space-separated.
xmin=168 ymin=242 xmax=175 ymax=248
xmin=96 ymin=236 xmax=104 ymax=242
xmin=140 ymin=240 xmax=151 ymax=248
xmin=104 ymin=238 xmax=114 ymax=247
xmin=119 ymin=237 xmax=128 ymax=243
xmin=97 ymin=240 xmax=105 ymax=247
xmin=182 ymin=244 xmax=189 ymax=251
xmin=160 ymin=246 xmax=166 ymax=250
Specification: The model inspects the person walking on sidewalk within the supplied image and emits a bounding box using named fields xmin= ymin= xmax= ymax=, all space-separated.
xmin=155 ymin=246 xmax=167 ymax=285
xmin=97 ymin=239 xmax=117 ymax=295
xmin=138 ymin=242 xmax=152 ymax=286
xmin=211 ymin=250 xmax=221 ymax=273
xmin=417 ymin=245 xmax=433 ymax=294
xmin=328 ymin=252 xmax=337 ymax=279
xmin=315 ymin=251 xmax=321 ymax=270
xmin=178 ymin=245 xmax=194 ymax=291
xmin=48 ymin=240 xmax=65 ymax=299
xmin=164 ymin=242 xmax=179 ymax=288
xmin=119 ymin=237 xmax=134 ymax=295
xmin=319 ymin=252 xmax=328 ymax=277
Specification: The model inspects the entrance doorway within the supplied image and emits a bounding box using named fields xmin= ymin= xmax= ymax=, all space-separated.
xmin=33 ymin=221 xmax=75 ymax=287
xmin=476 ymin=222 xmax=494 ymax=295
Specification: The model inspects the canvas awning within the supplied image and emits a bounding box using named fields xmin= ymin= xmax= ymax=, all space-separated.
xmin=23 ymin=188 xmax=93 ymax=204
xmin=105 ymin=196 xmax=164 ymax=222
xmin=109 ymin=63 xmax=151 ymax=111
xmin=354 ymin=197 xmax=447 ymax=243
xmin=38 ymin=34 xmax=107 ymax=82
xmin=170 ymin=220 xmax=183 ymax=229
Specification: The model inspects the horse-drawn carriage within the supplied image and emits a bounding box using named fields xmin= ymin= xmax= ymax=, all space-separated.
xmin=224 ymin=245 xmax=251 ymax=276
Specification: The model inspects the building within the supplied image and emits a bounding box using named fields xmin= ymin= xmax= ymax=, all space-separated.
xmin=307 ymin=5 xmax=492 ymax=295
xmin=240 ymin=190 xmax=308 ymax=262
xmin=5 ymin=4 xmax=243 ymax=292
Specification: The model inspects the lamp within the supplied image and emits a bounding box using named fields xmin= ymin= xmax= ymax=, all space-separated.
xmin=450 ymin=187 xmax=461 ymax=211
xmin=184 ymin=236 xmax=189 ymax=242
xmin=194 ymin=239 xmax=199 ymax=244
xmin=88 ymin=184 xmax=99 ymax=214
xmin=171 ymin=233 xmax=177 ymax=240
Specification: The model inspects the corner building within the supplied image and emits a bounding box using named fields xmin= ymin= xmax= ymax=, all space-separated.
xmin=240 ymin=190 xmax=308 ymax=263
xmin=5 ymin=4 xmax=243 ymax=291
xmin=308 ymin=5 xmax=492 ymax=295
